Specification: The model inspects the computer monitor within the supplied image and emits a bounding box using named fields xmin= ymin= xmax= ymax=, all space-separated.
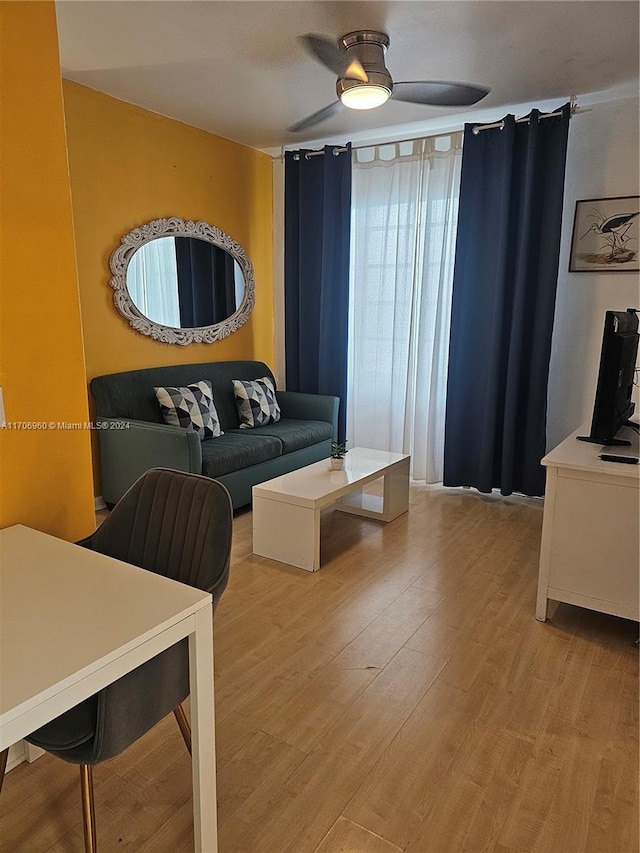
xmin=578 ymin=308 xmax=639 ymax=447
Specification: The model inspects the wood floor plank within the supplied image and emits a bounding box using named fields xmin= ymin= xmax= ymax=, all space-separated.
xmin=43 ymin=829 xmax=85 ymax=852
xmin=217 ymin=641 xmax=335 ymax=727
xmin=342 ymin=678 xmax=475 ymax=846
xmin=328 ymin=586 xmax=444 ymax=671
xmin=316 ymin=646 xmax=446 ymax=756
xmin=533 ymin=736 xmax=604 ymax=853
xmin=136 ymin=801 xmax=194 ymax=852
xmin=214 ymin=708 xmax=266 ymax=765
xmin=584 ymin=739 xmax=639 ymax=853
xmin=313 ymin=817 xmax=403 ymax=853
xmin=0 ymin=759 xmax=81 ymax=851
xmin=225 ymin=646 xmax=443 ymax=853
xmin=260 ymin=655 xmax=380 ymax=753
xmin=217 ymin=730 xmax=307 ymax=844
xmin=491 ymin=745 xmax=567 ymax=852
xmin=461 ymin=734 xmax=534 ymax=853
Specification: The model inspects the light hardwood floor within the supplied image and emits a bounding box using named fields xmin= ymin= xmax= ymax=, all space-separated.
xmin=1 ymin=483 xmax=637 ymax=852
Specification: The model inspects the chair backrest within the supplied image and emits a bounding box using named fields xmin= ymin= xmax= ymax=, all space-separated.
xmin=82 ymin=469 xmax=232 ymax=762
xmin=82 ymin=468 xmax=233 ymax=602
xmin=28 ymin=469 xmax=233 ymax=765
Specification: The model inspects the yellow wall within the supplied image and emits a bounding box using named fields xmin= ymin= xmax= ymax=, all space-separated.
xmin=0 ymin=2 xmax=95 ymax=540
xmin=62 ymin=81 xmax=274 ymax=381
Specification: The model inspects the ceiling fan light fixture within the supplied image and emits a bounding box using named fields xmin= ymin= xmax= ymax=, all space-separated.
xmin=292 ymin=28 xmax=490 ymax=132
xmin=340 ymin=84 xmax=390 ymax=110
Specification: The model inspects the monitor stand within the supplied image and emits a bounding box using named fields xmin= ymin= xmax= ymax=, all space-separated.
xmin=576 ymin=435 xmax=632 ymax=447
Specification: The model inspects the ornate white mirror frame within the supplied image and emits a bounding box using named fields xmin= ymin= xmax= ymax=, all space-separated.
xmin=109 ymin=217 xmax=256 ymax=345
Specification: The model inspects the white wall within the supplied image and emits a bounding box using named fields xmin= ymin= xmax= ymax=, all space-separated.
xmin=547 ymin=96 xmax=640 ymax=449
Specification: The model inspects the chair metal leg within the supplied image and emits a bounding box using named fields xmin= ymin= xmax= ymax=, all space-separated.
xmin=173 ymin=703 xmax=192 ymax=756
xmin=0 ymin=748 xmax=9 ymax=796
xmin=80 ymin=765 xmax=97 ymax=853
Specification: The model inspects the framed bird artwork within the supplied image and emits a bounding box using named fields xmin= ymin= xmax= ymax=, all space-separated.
xmin=569 ymin=195 xmax=640 ymax=272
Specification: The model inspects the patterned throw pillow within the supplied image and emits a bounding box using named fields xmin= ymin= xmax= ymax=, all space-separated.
xmin=154 ymin=380 xmax=223 ymax=440
xmin=232 ymin=376 xmax=281 ymax=429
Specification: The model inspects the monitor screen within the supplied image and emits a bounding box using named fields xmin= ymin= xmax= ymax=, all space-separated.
xmin=579 ymin=309 xmax=639 ymax=447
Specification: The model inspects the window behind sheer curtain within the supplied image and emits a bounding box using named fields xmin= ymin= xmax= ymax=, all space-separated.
xmin=347 ymin=135 xmax=462 ymax=482
xmin=127 ymin=237 xmax=181 ymax=328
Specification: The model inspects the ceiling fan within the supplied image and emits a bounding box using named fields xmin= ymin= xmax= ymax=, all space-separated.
xmin=288 ymin=30 xmax=491 ymax=133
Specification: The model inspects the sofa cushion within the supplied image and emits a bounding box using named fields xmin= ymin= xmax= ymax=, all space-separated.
xmin=233 ymin=376 xmax=281 ymax=429
xmin=154 ymin=380 xmax=223 ymax=440
xmin=200 ymin=432 xmax=282 ymax=478
xmin=228 ymin=418 xmax=333 ymax=455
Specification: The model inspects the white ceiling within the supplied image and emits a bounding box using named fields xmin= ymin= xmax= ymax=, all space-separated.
xmin=55 ymin=1 xmax=639 ymax=151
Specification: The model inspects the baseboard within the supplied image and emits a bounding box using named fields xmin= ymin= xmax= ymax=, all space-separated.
xmin=94 ymin=495 xmax=107 ymax=511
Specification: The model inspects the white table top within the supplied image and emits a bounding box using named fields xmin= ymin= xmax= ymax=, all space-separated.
xmin=542 ymin=425 xmax=640 ymax=481
xmin=0 ymin=525 xmax=211 ymax=722
xmin=252 ymin=447 xmax=409 ymax=509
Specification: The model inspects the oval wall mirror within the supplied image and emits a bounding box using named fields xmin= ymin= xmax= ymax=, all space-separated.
xmin=109 ymin=218 xmax=256 ymax=345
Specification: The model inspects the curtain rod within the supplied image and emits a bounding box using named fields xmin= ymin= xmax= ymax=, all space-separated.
xmin=288 ymin=128 xmax=459 ymax=160
xmin=279 ymin=98 xmax=586 ymax=161
xmin=472 ymin=100 xmax=584 ymax=134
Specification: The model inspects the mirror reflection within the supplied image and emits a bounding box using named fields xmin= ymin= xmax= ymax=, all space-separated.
xmin=110 ymin=217 xmax=255 ymax=345
xmin=127 ymin=236 xmax=245 ymax=328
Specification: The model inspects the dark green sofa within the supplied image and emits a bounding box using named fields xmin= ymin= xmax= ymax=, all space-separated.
xmin=91 ymin=360 xmax=338 ymax=510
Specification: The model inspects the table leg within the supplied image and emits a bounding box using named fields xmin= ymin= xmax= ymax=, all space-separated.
xmin=253 ymin=497 xmax=321 ymax=571
xmin=535 ymin=589 xmax=549 ymax=622
xmin=189 ymin=605 xmax=217 ymax=852
xmin=337 ymin=459 xmax=410 ymax=522
xmin=382 ymin=458 xmax=410 ymax=521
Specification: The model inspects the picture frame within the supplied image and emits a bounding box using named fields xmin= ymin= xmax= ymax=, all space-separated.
xmin=569 ymin=195 xmax=639 ymax=272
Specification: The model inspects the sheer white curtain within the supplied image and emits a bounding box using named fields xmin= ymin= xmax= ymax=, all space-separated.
xmin=347 ymin=134 xmax=462 ymax=482
xmin=127 ymin=236 xmax=181 ymax=327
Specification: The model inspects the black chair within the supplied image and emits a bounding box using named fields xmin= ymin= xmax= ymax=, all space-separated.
xmin=0 ymin=468 xmax=232 ymax=852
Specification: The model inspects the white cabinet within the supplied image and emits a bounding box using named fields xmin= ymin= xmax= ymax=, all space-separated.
xmin=536 ymin=426 xmax=639 ymax=622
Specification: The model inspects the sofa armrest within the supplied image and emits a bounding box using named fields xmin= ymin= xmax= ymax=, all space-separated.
xmin=96 ymin=417 xmax=202 ymax=505
xmin=276 ymin=391 xmax=339 ymax=440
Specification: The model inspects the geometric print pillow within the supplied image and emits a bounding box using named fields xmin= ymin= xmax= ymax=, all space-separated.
xmin=232 ymin=376 xmax=281 ymax=429
xmin=154 ymin=380 xmax=223 ymax=441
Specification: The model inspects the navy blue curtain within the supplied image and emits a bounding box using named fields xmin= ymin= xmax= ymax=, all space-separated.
xmin=443 ymin=105 xmax=570 ymax=496
xmin=285 ymin=145 xmax=352 ymax=441
xmin=175 ymin=237 xmax=236 ymax=327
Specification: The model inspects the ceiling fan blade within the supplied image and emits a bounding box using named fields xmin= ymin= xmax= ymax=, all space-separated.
xmin=287 ymin=101 xmax=342 ymax=133
xmin=392 ymin=81 xmax=491 ymax=107
xmin=299 ymin=34 xmax=368 ymax=82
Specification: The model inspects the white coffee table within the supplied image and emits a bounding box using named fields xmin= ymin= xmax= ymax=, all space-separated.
xmin=252 ymin=447 xmax=410 ymax=571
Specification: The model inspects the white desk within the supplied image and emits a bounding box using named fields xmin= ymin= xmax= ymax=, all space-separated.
xmin=0 ymin=525 xmax=217 ymax=852
xmin=536 ymin=426 xmax=639 ymax=622
xmin=252 ymin=448 xmax=410 ymax=571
